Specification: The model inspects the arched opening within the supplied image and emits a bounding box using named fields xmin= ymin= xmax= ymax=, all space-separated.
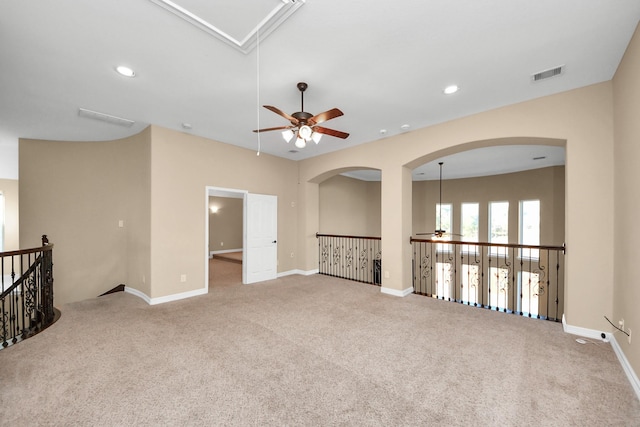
xmin=407 ymin=137 xmax=566 ymax=321
xmin=314 ymin=167 xmax=382 ymax=285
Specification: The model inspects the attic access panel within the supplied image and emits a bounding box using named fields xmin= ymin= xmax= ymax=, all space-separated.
xmin=148 ymin=0 xmax=305 ymax=54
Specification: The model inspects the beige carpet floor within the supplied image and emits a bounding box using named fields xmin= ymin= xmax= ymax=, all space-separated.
xmin=1 ymin=266 xmax=639 ymax=426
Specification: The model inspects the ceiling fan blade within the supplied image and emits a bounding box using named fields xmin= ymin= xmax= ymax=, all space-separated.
xmin=263 ymin=105 xmax=298 ymax=124
xmin=308 ymin=108 xmax=343 ymax=126
xmin=313 ymin=126 xmax=349 ymax=139
xmin=252 ymin=125 xmax=294 ymax=133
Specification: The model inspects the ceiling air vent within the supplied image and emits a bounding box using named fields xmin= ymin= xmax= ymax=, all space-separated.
xmin=78 ymin=108 xmax=134 ymax=127
xmin=532 ymin=65 xmax=564 ymax=82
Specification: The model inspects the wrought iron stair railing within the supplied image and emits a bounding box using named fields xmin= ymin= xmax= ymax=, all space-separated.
xmin=316 ymin=233 xmax=382 ymax=286
xmin=1 ymin=235 xmax=57 ymax=349
xmin=410 ymin=237 xmax=565 ymax=321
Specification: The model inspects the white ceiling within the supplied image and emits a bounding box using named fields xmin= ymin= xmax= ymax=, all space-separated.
xmin=343 ymin=144 xmax=566 ymax=181
xmin=1 ymin=0 xmax=639 ymax=179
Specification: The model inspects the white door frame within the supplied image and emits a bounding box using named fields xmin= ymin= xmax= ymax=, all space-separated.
xmin=205 ymin=186 xmax=248 ymax=288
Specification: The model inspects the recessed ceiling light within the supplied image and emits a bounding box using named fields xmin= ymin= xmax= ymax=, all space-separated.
xmin=401 ymin=124 xmax=410 ymax=130
xmin=115 ymin=65 xmax=135 ymax=77
xmin=443 ymin=85 xmax=459 ymax=95
xmin=379 ymin=129 xmax=387 ymax=135
xmin=182 ymin=123 xmax=192 ymax=130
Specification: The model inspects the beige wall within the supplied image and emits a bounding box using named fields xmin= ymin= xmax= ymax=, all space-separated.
xmin=320 ymin=167 xmax=565 ymax=246
xmin=299 ymin=83 xmax=614 ymax=331
xmin=413 ymin=166 xmax=565 ymax=245
xmin=149 ymin=126 xmax=299 ymax=299
xmin=18 ymin=125 xmax=299 ymax=304
xmin=0 ymin=178 xmax=19 ymax=251
xmin=209 ymin=196 xmax=243 ymax=252
xmin=319 ymin=175 xmax=381 ymax=236
xmin=613 ymin=23 xmax=640 ymax=385
xmin=19 ymin=128 xmax=151 ymax=304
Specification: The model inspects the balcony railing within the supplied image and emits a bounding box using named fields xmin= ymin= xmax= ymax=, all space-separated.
xmin=410 ymin=237 xmax=565 ymax=321
xmin=1 ymin=235 xmax=57 ymax=349
xmin=316 ymin=233 xmax=382 ymax=286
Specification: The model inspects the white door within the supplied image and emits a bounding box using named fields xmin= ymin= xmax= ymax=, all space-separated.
xmin=244 ymin=193 xmax=277 ymax=284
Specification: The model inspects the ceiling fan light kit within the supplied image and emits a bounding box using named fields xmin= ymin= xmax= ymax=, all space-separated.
xmin=299 ymin=124 xmax=312 ymax=140
xmin=282 ymin=129 xmax=294 ymax=142
xmin=253 ymin=82 xmax=349 ymax=148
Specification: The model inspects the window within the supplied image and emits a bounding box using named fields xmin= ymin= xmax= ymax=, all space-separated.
xmin=435 ymin=203 xmax=452 ymax=252
xmin=518 ymin=271 xmax=541 ymax=317
xmin=0 ymin=192 xmax=4 ymax=252
xmin=461 ymin=264 xmax=479 ymax=305
xmin=435 ymin=260 xmax=453 ymax=300
xmin=460 ymin=202 xmax=479 ymax=253
xmin=489 ymin=201 xmax=509 ymax=254
xmin=489 ymin=265 xmax=510 ymax=310
xmin=488 ymin=201 xmax=509 ymax=309
xmin=519 ymin=200 xmax=540 ymax=259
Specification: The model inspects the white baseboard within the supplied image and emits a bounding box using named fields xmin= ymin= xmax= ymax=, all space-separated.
xmin=278 ymin=268 xmax=319 ymax=277
xmin=125 ymin=286 xmax=208 ymax=305
xmin=210 ymin=249 xmax=242 ymax=258
xmin=380 ymin=286 xmax=414 ymax=297
xmin=562 ymin=314 xmax=640 ymax=401
xmin=561 ymin=314 xmax=608 ymax=340
xmin=609 ymin=335 xmax=640 ymax=400
xmin=124 ymin=286 xmax=151 ymax=304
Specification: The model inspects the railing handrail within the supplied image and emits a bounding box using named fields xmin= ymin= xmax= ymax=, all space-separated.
xmin=0 ymin=254 xmax=43 ymax=299
xmin=410 ymin=236 xmax=565 ymax=252
xmin=316 ymin=232 xmax=381 ymax=241
xmin=0 ymin=243 xmax=54 ymax=258
xmin=411 ymin=237 xmax=565 ymax=322
xmin=316 ymin=233 xmax=382 ymax=285
xmin=1 ymin=235 xmax=56 ymax=349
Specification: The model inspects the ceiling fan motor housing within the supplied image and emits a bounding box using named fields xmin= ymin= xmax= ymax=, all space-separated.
xmin=292 ymin=111 xmax=312 ymax=125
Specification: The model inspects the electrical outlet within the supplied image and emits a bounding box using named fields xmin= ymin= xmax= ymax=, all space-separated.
xmin=180 ymin=274 xmax=187 ymax=283
xmin=629 ymin=328 xmax=632 ymax=344
xmin=619 ymin=319 xmax=625 ymax=330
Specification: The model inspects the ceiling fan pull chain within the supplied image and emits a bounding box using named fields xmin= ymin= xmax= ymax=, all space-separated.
xmin=438 ymin=162 xmax=443 ymax=232
xmin=255 ymin=24 xmax=261 ymax=156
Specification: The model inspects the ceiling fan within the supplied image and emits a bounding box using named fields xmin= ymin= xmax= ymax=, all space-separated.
xmin=252 ymin=82 xmax=349 ymax=149
xmin=416 ymin=162 xmax=462 ymax=239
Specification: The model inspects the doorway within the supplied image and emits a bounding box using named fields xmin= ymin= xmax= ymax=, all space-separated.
xmin=208 ymin=191 xmax=244 ymax=288
xmin=205 ymin=187 xmax=278 ymax=289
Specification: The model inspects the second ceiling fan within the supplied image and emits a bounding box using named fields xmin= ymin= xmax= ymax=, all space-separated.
xmin=416 ymin=162 xmax=462 ymax=239
xmin=253 ymin=82 xmax=349 ymax=148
